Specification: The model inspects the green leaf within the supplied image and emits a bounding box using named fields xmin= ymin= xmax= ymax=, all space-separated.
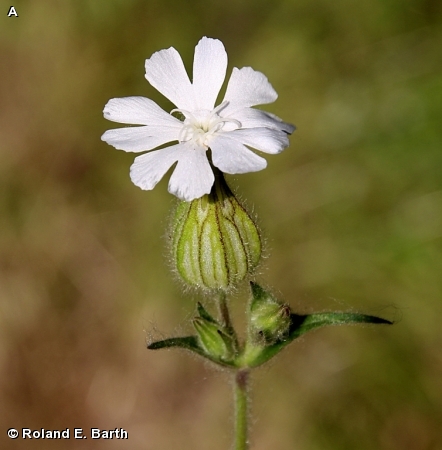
xmin=244 ymin=312 xmax=393 ymax=368
xmin=147 ymin=336 xmax=236 ymax=368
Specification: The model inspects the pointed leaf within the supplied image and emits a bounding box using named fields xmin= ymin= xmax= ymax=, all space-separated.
xmin=148 ymin=336 xmax=202 ymax=352
xmin=245 ymin=312 xmax=392 ymax=368
xmin=148 ymin=335 xmax=236 ymax=367
xmin=289 ymin=312 xmax=392 ymax=339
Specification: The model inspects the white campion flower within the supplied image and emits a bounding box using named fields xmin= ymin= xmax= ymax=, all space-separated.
xmin=101 ymin=37 xmax=295 ymax=201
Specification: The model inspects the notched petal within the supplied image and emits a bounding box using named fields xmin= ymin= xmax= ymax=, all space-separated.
xmin=192 ymin=37 xmax=228 ymax=111
xmin=210 ymin=135 xmax=267 ymax=174
xmin=226 ymin=128 xmax=290 ymax=154
xmin=129 ymin=144 xmax=184 ymax=190
xmin=223 ymin=67 xmax=278 ymax=110
xmin=103 ymin=96 xmax=183 ymax=127
xmin=101 ymin=126 xmax=179 ymax=152
xmin=145 ymin=46 xmax=195 ymax=110
xmin=168 ymin=144 xmax=214 ymax=201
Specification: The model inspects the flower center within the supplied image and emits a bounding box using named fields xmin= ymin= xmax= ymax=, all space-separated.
xmin=171 ymin=102 xmax=241 ymax=148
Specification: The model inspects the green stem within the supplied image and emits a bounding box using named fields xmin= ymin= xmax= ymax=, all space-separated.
xmin=234 ymin=369 xmax=250 ymax=450
xmin=218 ymin=290 xmax=232 ymax=329
xmin=218 ymin=291 xmax=239 ymax=350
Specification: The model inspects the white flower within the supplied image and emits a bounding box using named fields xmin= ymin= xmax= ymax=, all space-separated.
xmin=101 ymin=37 xmax=295 ymax=201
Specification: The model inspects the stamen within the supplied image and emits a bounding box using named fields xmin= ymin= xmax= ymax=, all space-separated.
xmin=209 ymin=102 xmax=242 ymax=129
xmin=178 ymin=124 xmax=194 ymax=142
xmin=220 ymin=117 xmax=242 ymax=128
xmin=172 ymin=102 xmax=242 ymax=146
xmin=209 ymin=116 xmax=242 ymax=132
xmin=212 ymin=101 xmax=230 ymax=115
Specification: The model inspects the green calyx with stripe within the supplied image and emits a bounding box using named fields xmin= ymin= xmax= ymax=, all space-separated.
xmin=171 ymin=169 xmax=261 ymax=291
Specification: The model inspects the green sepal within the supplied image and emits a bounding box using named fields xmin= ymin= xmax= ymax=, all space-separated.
xmin=197 ymin=302 xmax=217 ymax=324
xmin=242 ymin=310 xmax=393 ymax=368
xmin=171 ymin=169 xmax=262 ymax=291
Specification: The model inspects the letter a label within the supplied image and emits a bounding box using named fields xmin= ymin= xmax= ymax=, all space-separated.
xmin=8 ymin=6 xmax=18 ymax=17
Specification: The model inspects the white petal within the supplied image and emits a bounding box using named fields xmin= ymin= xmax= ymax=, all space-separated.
xmin=210 ymin=135 xmax=267 ymax=174
xmin=129 ymin=144 xmax=184 ymax=191
xmin=103 ymin=96 xmax=183 ymax=127
xmin=225 ymin=107 xmax=296 ymax=134
xmin=224 ymin=128 xmax=290 ymax=154
xmin=101 ymin=126 xmax=179 ymax=152
xmin=145 ymin=46 xmax=195 ymax=110
xmin=192 ymin=37 xmax=227 ymax=110
xmin=168 ymin=143 xmax=214 ymax=201
xmin=222 ymin=67 xmax=277 ymax=111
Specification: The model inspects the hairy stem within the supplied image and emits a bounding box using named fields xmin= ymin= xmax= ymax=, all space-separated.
xmin=218 ymin=290 xmax=232 ymax=328
xmin=218 ymin=290 xmax=240 ymax=354
xmin=234 ymin=369 xmax=250 ymax=450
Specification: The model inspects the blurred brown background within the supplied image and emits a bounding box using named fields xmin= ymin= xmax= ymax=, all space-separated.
xmin=1 ymin=0 xmax=442 ymax=449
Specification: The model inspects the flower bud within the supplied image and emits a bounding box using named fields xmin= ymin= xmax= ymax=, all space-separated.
xmin=249 ymin=283 xmax=291 ymax=343
xmin=193 ymin=317 xmax=235 ymax=361
xmin=171 ymin=170 xmax=261 ymax=291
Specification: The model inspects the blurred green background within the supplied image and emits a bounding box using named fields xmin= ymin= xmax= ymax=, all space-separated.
xmin=1 ymin=0 xmax=442 ymax=449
